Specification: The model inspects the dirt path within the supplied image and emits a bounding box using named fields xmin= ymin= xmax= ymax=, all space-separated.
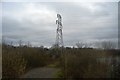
xmin=21 ymin=67 xmax=60 ymax=78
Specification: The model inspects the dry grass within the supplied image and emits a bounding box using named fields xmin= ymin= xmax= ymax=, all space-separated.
xmin=2 ymin=45 xmax=120 ymax=78
xmin=2 ymin=45 xmax=53 ymax=78
xmin=59 ymin=49 xmax=113 ymax=78
xmin=3 ymin=52 xmax=27 ymax=78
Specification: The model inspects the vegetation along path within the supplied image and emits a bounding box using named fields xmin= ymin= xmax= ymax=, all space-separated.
xmin=21 ymin=67 xmax=60 ymax=78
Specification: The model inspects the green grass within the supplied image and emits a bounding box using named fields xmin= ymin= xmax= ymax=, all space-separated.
xmin=54 ymin=69 xmax=64 ymax=78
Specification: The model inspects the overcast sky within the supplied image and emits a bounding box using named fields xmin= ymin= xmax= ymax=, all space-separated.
xmin=2 ymin=2 xmax=118 ymax=47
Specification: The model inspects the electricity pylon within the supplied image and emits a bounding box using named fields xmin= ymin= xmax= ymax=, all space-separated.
xmin=55 ymin=14 xmax=64 ymax=48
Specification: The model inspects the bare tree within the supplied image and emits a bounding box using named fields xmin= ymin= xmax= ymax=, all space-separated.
xmin=2 ymin=36 xmax=6 ymax=45
xmin=27 ymin=41 xmax=31 ymax=47
xmin=10 ymin=41 xmax=13 ymax=46
xmin=101 ymin=41 xmax=116 ymax=50
xmin=51 ymin=44 xmax=59 ymax=48
xmin=76 ymin=41 xmax=85 ymax=48
xmin=18 ymin=40 xmax=22 ymax=47
xmin=40 ymin=45 xmax=44 ymax=49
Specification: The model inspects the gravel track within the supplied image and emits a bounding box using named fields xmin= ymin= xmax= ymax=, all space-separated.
xmin=21 ymin=67 xmax=60 ymax=78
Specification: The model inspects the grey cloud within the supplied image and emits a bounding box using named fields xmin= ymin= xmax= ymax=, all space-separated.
xmin=2 ymin=2 xmax=118 ymax=47
xmin=2 ymin=16 xmax=56 ymax=46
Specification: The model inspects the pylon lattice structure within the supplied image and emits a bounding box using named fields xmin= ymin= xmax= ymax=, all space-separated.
xmin=55 ymin=14 xmax=64 ymax=48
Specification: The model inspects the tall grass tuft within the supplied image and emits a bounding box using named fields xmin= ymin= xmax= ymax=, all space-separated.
xmin=3 ymin=52 xmax=27 ymax=78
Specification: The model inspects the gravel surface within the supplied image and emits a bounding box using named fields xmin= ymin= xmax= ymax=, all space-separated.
xmin=21 ymin=67 xmax=60 ymax=78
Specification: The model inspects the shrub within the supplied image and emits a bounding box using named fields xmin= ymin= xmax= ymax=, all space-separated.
xmin=21 ymin=48 xmax=52 ymax=68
